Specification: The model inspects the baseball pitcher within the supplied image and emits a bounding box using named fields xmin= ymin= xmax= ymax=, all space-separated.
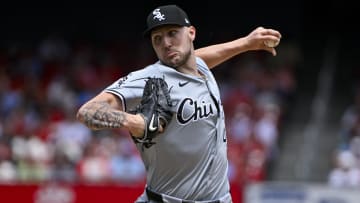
xmin=77 ymin=4 xmax=281 ymax=203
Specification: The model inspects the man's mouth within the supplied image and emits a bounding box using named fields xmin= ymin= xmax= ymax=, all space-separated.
xmin=166 ymin=51 xmax=177 ymax=58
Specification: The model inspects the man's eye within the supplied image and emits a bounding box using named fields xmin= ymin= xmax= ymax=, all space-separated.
xmin=169 ymin=30 xmax=177 ymax=37
xmin=153 ymin=36 xmax=161 ymax=44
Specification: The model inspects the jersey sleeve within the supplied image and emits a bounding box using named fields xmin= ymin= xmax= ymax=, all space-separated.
xmin=104 ymin=71 xmax=147 ymax=112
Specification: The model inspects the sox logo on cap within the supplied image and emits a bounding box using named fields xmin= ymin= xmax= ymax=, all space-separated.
xmin=152 ymin=9 xmax=165 ymax=21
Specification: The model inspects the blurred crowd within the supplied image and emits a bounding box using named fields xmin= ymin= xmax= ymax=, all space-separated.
xmin=0 ymin=35 xmax=300 ymax=187
xmin=328 ymin=86 xmax=360 ymax=188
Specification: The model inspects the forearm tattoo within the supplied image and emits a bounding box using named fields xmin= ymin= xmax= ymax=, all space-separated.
xmin=79 ymin=101 xmax=126 ymax=130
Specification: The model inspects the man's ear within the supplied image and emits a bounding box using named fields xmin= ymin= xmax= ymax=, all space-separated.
xmin=188 ymin=26 xmax=196 ymax=41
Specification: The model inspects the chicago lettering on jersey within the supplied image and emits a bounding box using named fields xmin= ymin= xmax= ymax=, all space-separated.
xmin=177 ymin=98 xmax=215 ymax=124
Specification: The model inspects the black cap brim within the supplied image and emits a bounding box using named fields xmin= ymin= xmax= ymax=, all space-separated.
xmin=143 ymin=22 xmax=189 ymax=38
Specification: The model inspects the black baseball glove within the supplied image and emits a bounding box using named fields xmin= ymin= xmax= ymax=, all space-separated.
xmin=134 ymin=77 xmax=173 ymax=148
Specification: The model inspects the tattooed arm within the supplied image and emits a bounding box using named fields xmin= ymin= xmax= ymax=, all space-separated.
xmin=76 ymin=92 xmax=145 ymax=138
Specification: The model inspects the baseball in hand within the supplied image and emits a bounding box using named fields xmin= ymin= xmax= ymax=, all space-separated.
xmin=264 ymin=39 xmax=279 ymax=48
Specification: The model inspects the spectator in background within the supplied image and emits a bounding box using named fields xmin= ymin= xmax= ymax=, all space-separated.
xmin=77 ymin=137 xmax=111 ymax=183
xmin=228 ymin=102 xmax=254 ymax=144
xmin=0 ymin=139 xmax=16 ymax=182
xmin=253 ymin=103 xmax=280 ymax=161
xmin=349 ymin=134 xmax=360 ymax=168
xmin=328 ymin=149 xmax=360 ymax=188
xmin=109 ymin=135 xmax=145 ymax=184
xmin=339 ymin=87 xmax=360 ymax=149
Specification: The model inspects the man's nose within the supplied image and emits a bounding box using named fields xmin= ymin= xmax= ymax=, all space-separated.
xmin=162 ymin=37 xmax=171 ymax=47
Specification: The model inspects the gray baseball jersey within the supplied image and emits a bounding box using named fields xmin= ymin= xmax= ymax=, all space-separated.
xmin=105 ymin=57 xmax=230 ymax=201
